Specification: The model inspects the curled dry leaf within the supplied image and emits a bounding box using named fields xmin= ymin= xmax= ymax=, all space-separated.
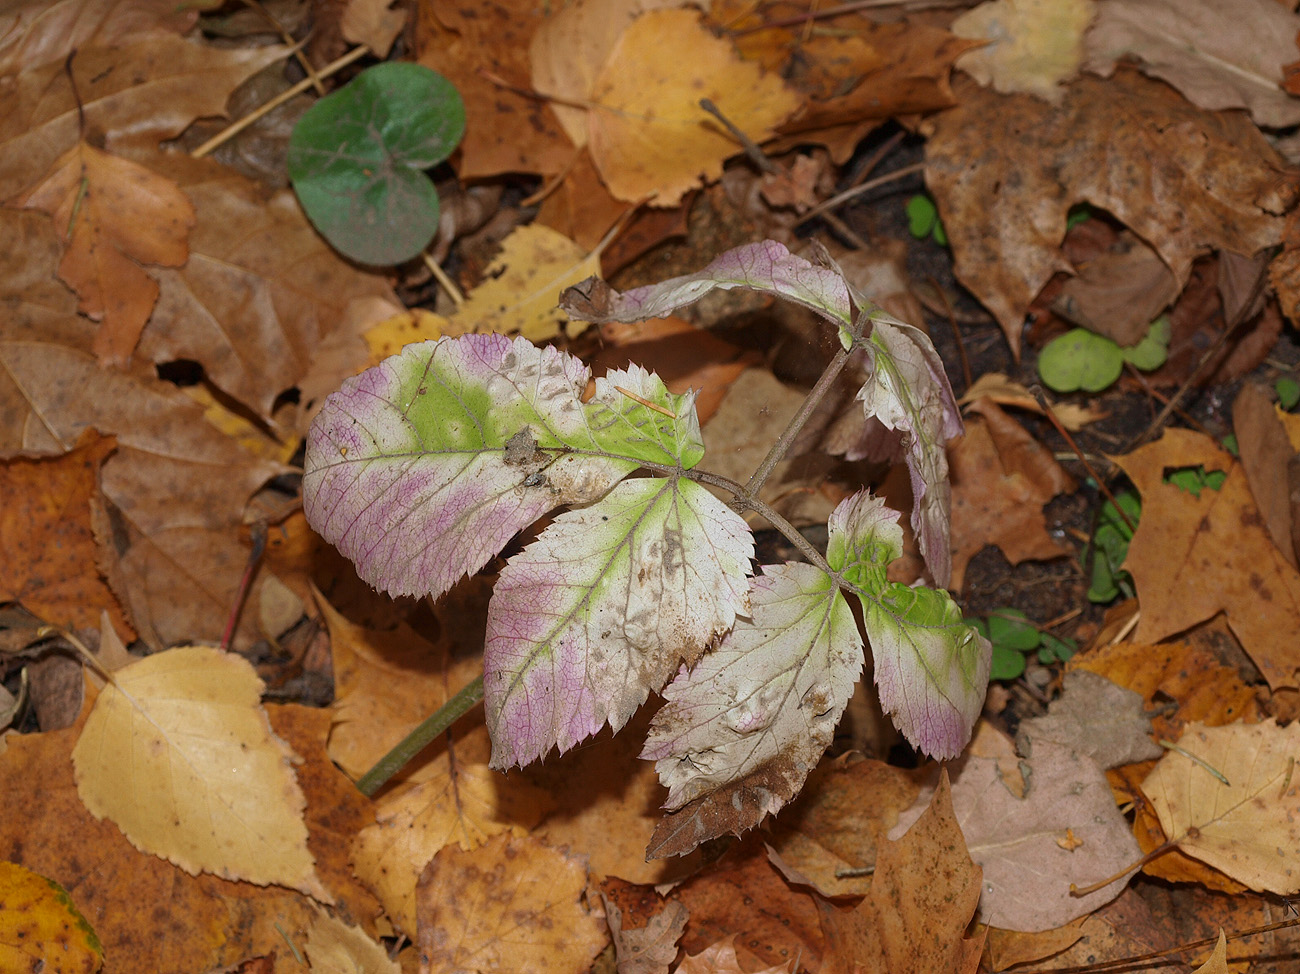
xmin=71 ymin=647 xmax=329 ymax=901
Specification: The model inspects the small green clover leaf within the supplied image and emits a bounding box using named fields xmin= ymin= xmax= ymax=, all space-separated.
xmin=1086 ymin=490 xmax=1139 ymax=604
xmin=906 ymin=194 xmax=948 ymax=246
xmin=288 ymin=62 xmax=465 ymax=266
xmin=1039 ymin=317 xmax=1168 ymax=394
xmin=1276 ymin=376 xmax=1300 ymax=410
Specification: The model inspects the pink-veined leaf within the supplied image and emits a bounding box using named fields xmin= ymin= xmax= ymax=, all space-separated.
xmin=485 ymin=474 xmax=753 ymax=768
xmin=561 ymin=240 xmax=964 ymax=586
xmin=303 ymin=334 xmax=704 ymax=601
xmin=560 ymin=239 xmax=853 ymax=328
xmin=830 ymin=493 xmax=990 ymax=760
xmin=641 ymin=562 xmax=862 ymax=835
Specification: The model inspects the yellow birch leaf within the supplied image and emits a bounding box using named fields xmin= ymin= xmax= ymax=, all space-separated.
xmin=589 ymin=9 xmax=800 ymax=204
xmin=350 ymin=726 xmax=550 ymax=936
xmin=415 ymin=833 xmax=607 ymax=974
xmin=953 ymin=0 xmax=1094 ymax=104
xmin=304 ymin=908 xmax=400 ymax=974
xmin=363 ymin=308 xmax=453 ymax=367
xmin=71 ymin=646 xmax=330 ymax=901
xmin=1141 ymin=720 xmax=1300 ymax=894
xmin=0 ymin=861 xmax=102 ymax=974
xmin=449 ymin=223 xmax=599 ymax=342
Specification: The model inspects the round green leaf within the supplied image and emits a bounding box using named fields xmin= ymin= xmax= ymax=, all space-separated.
xmin=1038 ymin=328 xmax=1124 ymax=393
xmin=1276 ymin=376 xmax=1300 ymax=410
xmin=990 ymin=643 xmax=1027 ymax=681
xmin=987 ymin=609 xmax=1040 ymax=651
xmin=1121 ymin=315 xmax=1170 ymax=371
xmin=906 ymin=194 xmax=938 ymax=239
xmin=288 ymin=62 xmax=465 ymax=266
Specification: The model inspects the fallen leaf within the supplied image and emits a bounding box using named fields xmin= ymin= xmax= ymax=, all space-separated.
xmin=818 ymin=771 xmax=985 ymax=974
xmin=415 ymin=833 xmax=607 ymax=974
xmin=1023 ymin=888 xmax=1184 ymax=974
xmin=924 ymin=70 xmax=1291 ymax=356
xmin=892 ymin=742 xmax=1140 ymax=932
xmin=675 ymin=935 xmax=794 ymax=974
xmin=339 ymin=0 xmax=404 ymax=58
xmin=0 ymin=860 xmax=103 ymax=974
xmin=0 ymin=34 xmax=285 ymax=202
xmin=449 ymin=223 xmax=599 ymax=342
xmin=1233 ymin=382 xmax=1298 ymax=568
xmin=139 ymin=152 xmax=397 ymax=427
xmin=1085 ymin=0 xmax=1300 ymax=128
xmin=71 ymin=646 xmax=329 ymax=900
xmin=14 ymin=142 xmax=195 ymax=365
xmin=1114 ymin=428 xmax=1300 ymax=690
xmin=982 ymin=923 xmax=1086 ymax=972
xmin=1051 ymin=230 xmax=1180 ymax=346
xmin=602 ymin=894 xmax=689 ymax=974
xmin=0 ymin=0 xmax=195 ymax=75
xmin=1015 ymin=670 xmax=1163 ymax=770
xmin=1191 ymin=930 xmax=1229 ymax=974
xmin=414 ymin=0 xmax=574 ymax=178
xmin=948 ymin=400 xmax=1073 ymax=591
xmin=1142 ymin=720 xmax=1300 ymax=894
xmin=958 ymin=373 xmax=1104 ymax=430
xmin=303 ymin=909 xmax=400 ymax=974
xmin=588 ymin=9 xmax=800 ymax=204
xmin=674 ymin=845 xmax=824 ymax=973
xmin=953 ymin=0 xmax=1094 ymax=102
xmin=0 ymin=432 xmax=130 ymax=636
xmin=363 ymin=308 xmax=450 ymax=366
xmin=765 ymin=755 xmax=924 ymax=898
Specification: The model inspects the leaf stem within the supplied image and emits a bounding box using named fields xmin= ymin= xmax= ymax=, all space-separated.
xmin=355 ymin=674 xmax=485 ymax=797
xmin=742 ymin=343 xmax=853 ymax=498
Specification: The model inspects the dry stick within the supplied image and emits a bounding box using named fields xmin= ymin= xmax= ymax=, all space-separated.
xmin=1003 ymin=916 xmax=1300 ymax=974
xmin=422 ymin=252 xmax=465 ymax=308
xmin=733 ymin=0 xmax=922 ymax=34
xmin=928 ymin=274 xmax=972 ymax=392
xmin=221 ymin=521 xmax=267 ymax=652
xmin=699 ymin=98 xmax=779 ymax=175
xmin=191 ymin=44 xmax=370 ymax=158
xmin=240 ymin=0 xmax=325 ymax=95
xmin=795 ymin=162 xmax=925 ymax=227
xmin=1123 ymin=362 xmax=1215 ymax=438
xmin=1067 ymin=841 xmax=1171 ymax=898
xmin=844 ymin=128 xmax=905 ymax=190
xmin=1123 ymin=255 xmax=1273 ymax=452
xmin=1029 ymin=385 xmax=1137 ymax=535
xmin=1158 ymin=737 xmax=1230 ymax=785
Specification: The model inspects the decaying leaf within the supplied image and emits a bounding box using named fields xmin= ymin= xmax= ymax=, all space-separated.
xmin=1085 ymin=0 xmax=1300 ymax=128
xmin=1015 ymin=670 xmax=1163 ymax=770
xmin=819 ymin=771 xmax=984 ymax=974
xmin=675 ymin=935 xmax=794 ymax=974
xmin=924 ymin=70 xmax=1291 ymax=355
xmin=0 ymin=860 xmax=103 ymax=974
xmin=602 ymin=894 xmax=689 ymax=974
xmin=1115 ymin=428 xmax=1300 ymax=690
xmin=1141 ymin=720 xmax=1300 ymax=894
xmin=415 ymin=833 xmax=607 ymax=974
xmin=71 ymin=647 xmax=329 ymax=901
xmin=303 ymin=908 xmax=400 ymax=974
xmin=14 ymin=142 xmax=195 ymax=365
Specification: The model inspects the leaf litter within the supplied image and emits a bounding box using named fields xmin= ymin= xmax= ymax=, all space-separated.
xmin=4 ymin=0 xmax=1300 ymax=970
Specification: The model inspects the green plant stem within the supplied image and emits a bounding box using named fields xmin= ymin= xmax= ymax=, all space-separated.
xmin=356 ymin=674 xmax=484 ymax=796
xmin=742 ymin=343 xmax=853 ymax=499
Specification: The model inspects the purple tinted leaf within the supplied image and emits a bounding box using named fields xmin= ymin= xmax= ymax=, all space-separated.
xmin=829 ymin=492 xmax=989 ymax=760
xmin=484 ymin=476 xmax=753 ymax=768
xmin=303 ymin=334 xmax=701 ymax=601
xmin=561 ymin=240 xmax=853 ymax=328
xmin=856 ymin=315 xmax=964 ymax=587
xmin=642 ymin=562 xmax=862 ymax=826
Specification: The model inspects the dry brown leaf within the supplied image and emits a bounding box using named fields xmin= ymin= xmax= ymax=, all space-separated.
xmin=602 ymin=894 xmax=689 ymax=974
xmin=958 ymin=373 xmax=1104 ymax=430
xmin=948 ymin=400 xmax=1073 ymax=591
xmin=1190 ymin=931 xmax=1229 ymax=974
xmin=1015 ymin=671 xmax=1162 ymax=771
xmin=0 ymin=34 xmax=285 ymax=202
xmin=819 ymin=771 xmax=985 ymax=974
xmin=1085 ymin=0 xmax=1300 ymax=128
xmin=71 ymin=646 xmax=329 ymax=901
xmin=0 ymin=0 xmax=196 ymax=75
xmin=415 ymin=0 xmax=574 ymax=178
xmin=1233 ymin=382 xmax=1298 ymax=568
xmin=449 ymin=223 xmax=599 ymax=341
xmin=953 ymin=0 xmax=1094 ymax=103
xmin=893 ymin=743 xmax=1140 ymax=932
xmin=765 ymin=755 xmax=923 ymax=898
xmin=1142 ymin=720 xmax=1300 ymax=894
xmin=1114 ymin=428 xmax=1300 ymax=690
xmin=675 ymin=936 xmax=794 ymax=974
xmin=139 ymin=152 xmax=396 ymax=428
xmin=1051 ymin=231 xmax=1180 ymax=346
xmin=14 ymin=142 xmax=195 ymax=365
xmin=339 ymin=0 xmax=404 ymax=59
xmin=588 ymin=9 xmax=800 ymax=204
xmin=0 ymin=432 xmax=131 ymax=636
xmin=415 ymin=833 xmax=607 ymax=974
xmin=924 ymin=70 xmax=1291 ymax=356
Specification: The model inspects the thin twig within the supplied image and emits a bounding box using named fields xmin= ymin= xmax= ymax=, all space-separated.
xmin=192 ymin=44 xmax=369 ymax=158
xmin=239 ymin=0 xmax=325 ymax=95
xmin=1158 ymin=738 xmax=1230 ymax=785
xmin=928 ymin=274 xmax=971 ymax=392
xmin=795 ymin=162 xmax=925 ymax=227
xmin=699 ymin=98 xmax=779 ymax=175
xmin=221 ymin=521 xmax=267 ymax=651
xmin=422 ymin=252 xmax=465 ymax=307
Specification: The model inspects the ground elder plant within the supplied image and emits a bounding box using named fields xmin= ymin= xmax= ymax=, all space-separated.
xmin=302 ymin=240 xmax=991 ymax=856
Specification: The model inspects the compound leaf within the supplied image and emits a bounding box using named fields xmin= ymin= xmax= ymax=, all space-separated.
xmin=643 ymin=562 xmax=860 ymax=820
xmin=832 ymin=494 xmax=990 ymax=760
xmin=486 ymin=475 xmax=754 ymax=768
xmin=303 ymin=334 xmax=701 ymax=602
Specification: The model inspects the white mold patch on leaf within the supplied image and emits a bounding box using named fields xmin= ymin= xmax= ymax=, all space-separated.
xmin=483 ymin=475 xmax=754 ymax=768
xmin=642 ymin=562 xmax=863 ymax=813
